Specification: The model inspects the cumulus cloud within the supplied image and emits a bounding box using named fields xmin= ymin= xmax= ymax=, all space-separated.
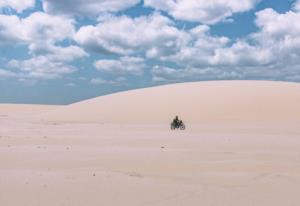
xmin=23 ymin=12 xmax=75 ymax=42
xmin=94 ymin=56 xmax=145 ymax=76
xmin=23 ymin=12 xmax=76 ymax=57
xmin=90 ymin=78 xmax=108 ymax=85
xmin=43 ymin=0 xmax=140 ymax=17
xmin=38 ymin=45 xmax=88 ymax=62
xmin=253 ymin=8 xmax=300 ymax=67
xmin=90 ymin=77 xmax=127 ymax=86
xmin=64 ymin=82 xmax=76 ymax=87
xmin=76 ymin=9 xmax=298 ymax=82
xmin=0 ymin=14 xmax=24 ymax=43
xmin=151 ymin=6 xmax=300 ymax=82
xmin=2 ymin=0 xmax=300 ymax=85
xmin=255 ymin=8 xmax=300 ymax=40
xmin=159 ymin=25 xmax=232 ymax=66
xmin=8 ymin=56 xmax=77 ymax=80
xmin=90 ymin=78 xmax=116 ymax=85
xmin=209 ymin=41 xmax=273 ymax=66
xmin=151 ymin=65 xmax=244 ymax=83
xmin=144 ymin=0 xmax=261 ymax=24
xmin=7 ymin=44 xmax=87 ymax=80
xmin=293 ymin=0 xmax=300 ymax=11
xmin=0 ymin=68 xmax=16 ymax=78
xmin=199 ymin=8 xmax=300 ymax=69
xmin=75 ymin=13 xmax=188 ymax=56
xmin=0 ymin=12 xmax=75 ymax=47
xmin=152 ymin=64 xmax=300 ymax=83
xmin=0 ymin=0 xmax=35 ymax=13
xmin=0 ymin=12 xmax=87 ymax=80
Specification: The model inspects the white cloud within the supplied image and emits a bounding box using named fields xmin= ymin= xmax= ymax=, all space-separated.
xmin=0 ymin=12 xmax=87 ymax=80
xmin=161 ymin=25 xmax=230 ymax=66
xmin=151 ymin=65 xmax=242 ymax=82
xmin=75 ymin=13 xmax=188 ymax=56
xmin=23 ymin=12 xmax=75 ymax=42
xmin=293 ymin=0 xmax=300 ymax=11
xmin=43 ymin=0 xmax=140 ymax=17
xmin=94 ymin=56 xmax=145 ymax=75
xmin=8 ymin=56 xmax=77 ymax=80
xmin=64 ymin=82 xmax=76 ymax=87
xmin=210 ymin=41 xmax=273 ymax=66
xmin=22 ymin=12 xmax=76 ymax=56
xmin=0 ymin=14 xmax=24 ymax=43
xmin=40 ymin=45 xmax=88 ymax=62
xmin=255 ymin=8 xmax=300 ymax=40
xmin=0 ymin=68 xmax=16 ymax=78
xmin=1 ymin=1 xmax=300 ymax=84
xmin=90 ymin=77 xmax=127 ymax=86
xmin=7 ymin=44 xmax=87 ymax=80
xmin=194 ymin=8 xmax=300 ymax=69
xmin=0 ymin=0 xmax=35 ymax=13
xmin=252 ymin=8 xmax=300 ymax=67
xmin=144 ymin=0 xmax=261 ymax=24
xmin=90 ymin=78 xmax=108 ymax=85
xmin=151 ymin=7 xmax=300 ymax=82
xmin=0 ymin=12 xmax=75 ymax=47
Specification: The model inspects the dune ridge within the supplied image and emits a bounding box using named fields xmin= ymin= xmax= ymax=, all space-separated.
xmin=1 ymin=81 xmax=300 ymax=206
xmin=42 ymin=81 xmax=300 ymax=124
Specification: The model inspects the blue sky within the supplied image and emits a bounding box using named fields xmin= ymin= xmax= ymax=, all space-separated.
xmin=0 ymin=0 xmax=299 ymax=104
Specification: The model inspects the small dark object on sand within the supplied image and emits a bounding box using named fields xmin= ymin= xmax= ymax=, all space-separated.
xmin=171 ymin=116 xmax=186 ymax=130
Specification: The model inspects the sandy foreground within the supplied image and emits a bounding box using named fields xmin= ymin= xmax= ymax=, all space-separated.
xmin=1 ymin=81 xmax=300 ymax=206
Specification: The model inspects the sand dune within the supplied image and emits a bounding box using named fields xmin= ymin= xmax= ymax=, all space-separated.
xmin=43 ymin=81 xmax=300 ymax=124
xmin=1 ymin=81 xmax=300 ymax=206
xmin=0 ymin=104 xmax=59 ymax=115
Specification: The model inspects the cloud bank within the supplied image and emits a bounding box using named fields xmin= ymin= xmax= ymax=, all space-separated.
xmin=0 ymin=0 xmax=300 ymax=85
xmin=144 ymin=0 xmax=261 ymax=24
xmin=43 ymin=0 xmax=140 ymax=17
xmin=0 ymin=0 xmax=34 ymax=13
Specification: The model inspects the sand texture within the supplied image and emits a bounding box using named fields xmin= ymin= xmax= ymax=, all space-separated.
xmin=43 ymin=81 xmax=300 ymax=124
xmin=1 ymin=81 xmax=300 ymax=206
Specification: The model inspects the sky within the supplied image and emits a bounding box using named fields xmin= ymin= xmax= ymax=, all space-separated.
xmin=0 ymin=0 xmax=299 ymax=104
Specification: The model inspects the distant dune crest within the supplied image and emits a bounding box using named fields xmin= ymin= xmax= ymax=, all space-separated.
xmin=42 ymin=81 xmax=300 ymax=124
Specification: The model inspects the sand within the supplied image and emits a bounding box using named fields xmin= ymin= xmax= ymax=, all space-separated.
xmin=0 ymin=81 xmax=300 ymax=206
xmin=43 ymin=80 xmax=300 ymax=124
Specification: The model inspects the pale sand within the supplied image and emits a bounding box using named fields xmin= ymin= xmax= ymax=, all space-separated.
xmin=0 ymin=104 xmax=59 ymax=116
xmin=43 ymin=80 xmax=300 ymax=124
xmin=0 ymin=81 xmax=300 ymax=206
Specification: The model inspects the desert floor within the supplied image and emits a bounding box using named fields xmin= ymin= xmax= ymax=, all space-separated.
xmin=1 ymin=106 xmax=300 ymax=206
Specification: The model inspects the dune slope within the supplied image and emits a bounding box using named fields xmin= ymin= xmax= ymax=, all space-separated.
xmin=43 ymin=81 xmax=300 ymax=124
xmin=0 ymin=104 xmax=60 ymax=117
xmin=1 ymin=81 xmax=300 ymax=206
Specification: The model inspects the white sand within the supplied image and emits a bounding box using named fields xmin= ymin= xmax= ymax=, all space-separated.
xmin=0 ymin=104 xmax=59 ymax=116
xmin=43 ymin=80 xmax=300 ymax=124
xmin=0 ymin=81 xmax=300 ymax=206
